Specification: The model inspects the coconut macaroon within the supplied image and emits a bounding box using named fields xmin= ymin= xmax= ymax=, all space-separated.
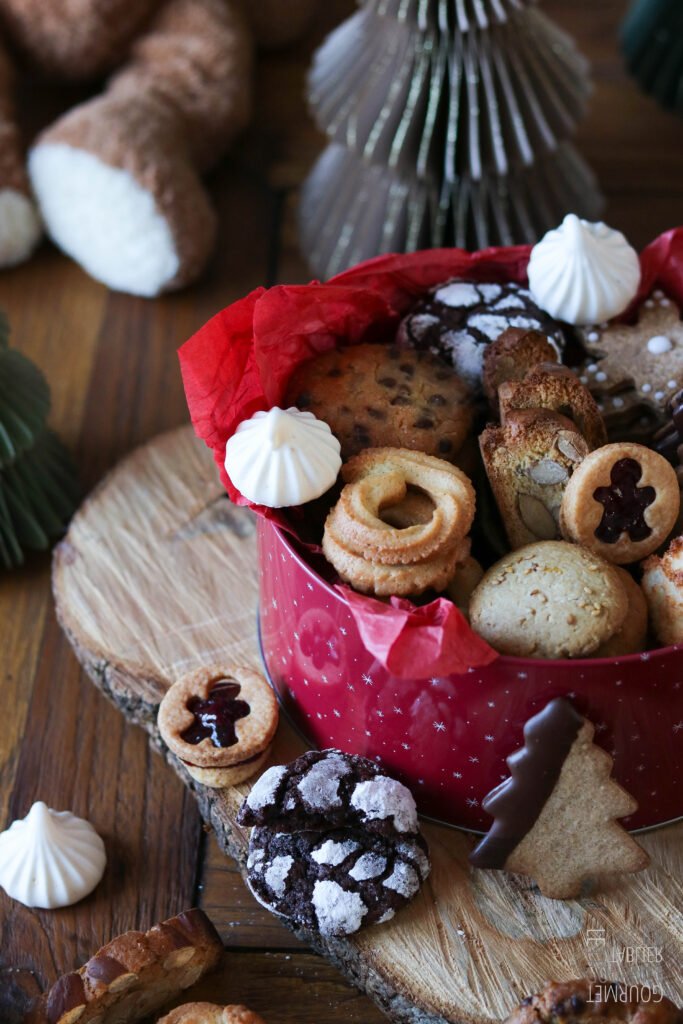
xmin=642 ymin=536 xmax=683 ymax=647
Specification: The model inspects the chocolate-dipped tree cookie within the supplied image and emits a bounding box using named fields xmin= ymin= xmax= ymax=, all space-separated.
xmin=470 ymin=698 xmax=649 ymax=899
xmin=0 ymin=311 xmax=79 ymax=569
xmin=299 ymin=0 xmax=602 ymax=279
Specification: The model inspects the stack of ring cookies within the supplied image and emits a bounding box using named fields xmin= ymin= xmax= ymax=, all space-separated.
xmin=158 ymin=666 xmax=279 ymax=788
xmin=322 ymin=447 xmax=476 ymax=597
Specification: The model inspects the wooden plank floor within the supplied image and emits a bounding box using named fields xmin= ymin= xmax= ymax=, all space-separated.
xmin=1 ymin=2 xmax=682 ymax=1021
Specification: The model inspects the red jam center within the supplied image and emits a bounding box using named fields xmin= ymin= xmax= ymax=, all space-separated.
xmin=593 ymin=458 xmax=655 ymax=544
xmin=181 ymin=680 xmax=250 ymax=748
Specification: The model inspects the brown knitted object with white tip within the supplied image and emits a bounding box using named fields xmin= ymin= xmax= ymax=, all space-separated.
xmin=0 ymin=0 xmax=163 ymax=79
xmin=28 ymin=0 xmax=252 ymax=296
xmin=0 ymin=37 xmax=41 ymax=265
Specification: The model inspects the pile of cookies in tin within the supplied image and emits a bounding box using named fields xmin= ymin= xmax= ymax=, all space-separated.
xmin=270 ymin=215 xmax=683 ymax=661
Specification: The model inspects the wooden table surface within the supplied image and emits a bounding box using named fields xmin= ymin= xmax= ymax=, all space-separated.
xmin=1 ymin=2 xmax=682 ymax=1021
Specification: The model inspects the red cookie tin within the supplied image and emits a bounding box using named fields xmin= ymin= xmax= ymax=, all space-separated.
xmin=258 ymin=517 xmax=683 ymax=833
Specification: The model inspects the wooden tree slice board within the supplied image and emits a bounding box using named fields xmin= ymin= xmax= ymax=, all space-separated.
xmin=53 ymin=426 xmax=683 ymax=1024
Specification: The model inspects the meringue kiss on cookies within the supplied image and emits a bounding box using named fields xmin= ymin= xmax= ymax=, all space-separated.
xmin=528 ymin=215 xmax=641 ymax=325
xmin=224 ymin=407 xmax=342 ymax=507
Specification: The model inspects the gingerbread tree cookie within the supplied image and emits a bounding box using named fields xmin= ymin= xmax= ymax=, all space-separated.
xmin=578 ymin=292 xmax=683 ymax=425
xmin=469 ymin=698 xmax=649 ymax=899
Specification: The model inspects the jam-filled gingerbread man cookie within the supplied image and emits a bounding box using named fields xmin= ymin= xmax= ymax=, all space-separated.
xmin=158 ymin=666 xmax=279 ymax=787
xmin=560 ymin=442 xmax=680 ymax=564
xmin=577 ymin=292 xmax=683 ymax=424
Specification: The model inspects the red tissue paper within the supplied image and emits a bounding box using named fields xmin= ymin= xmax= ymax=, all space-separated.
xmin=178 ymin=229 xmax=683 ymax=677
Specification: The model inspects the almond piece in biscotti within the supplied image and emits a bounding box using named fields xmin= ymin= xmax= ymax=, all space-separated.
xmin=480 ymin=409 xmax=589 ymax=550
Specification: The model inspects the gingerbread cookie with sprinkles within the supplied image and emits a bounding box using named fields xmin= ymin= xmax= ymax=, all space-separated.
xmin=396 ymin=280 xmax=566 ymax=392
xmin=577 ymin=291 xmax=683 ymax=426
xmin=469 ymin=698 xmax=649 ymax=899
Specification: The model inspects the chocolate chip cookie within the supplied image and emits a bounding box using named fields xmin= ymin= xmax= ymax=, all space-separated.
xmin=397 ymin=279 xmax=566 ymax=391
xmin=284 ymin=344 xmax=473 ymax=462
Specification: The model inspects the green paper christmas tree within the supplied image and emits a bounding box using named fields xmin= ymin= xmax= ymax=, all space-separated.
xmin=0 ymin=313 xmax=79 ymax=569
xmin=622 ymin=0 xmax=683 ymax=114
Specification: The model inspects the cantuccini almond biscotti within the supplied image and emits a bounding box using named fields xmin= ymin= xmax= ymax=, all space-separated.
xmin=30 ymin=909 xmax=223 ymax=1024
xmin=480 ymin=409 xmax=589 ymax=550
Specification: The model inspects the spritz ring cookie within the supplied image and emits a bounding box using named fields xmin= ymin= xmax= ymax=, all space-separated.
xmin=560 ymin=443 xmax=680 ymax=564
xmin=331 ymin=448 xmax=475 ymax=564
xmin=323 ymin=447 xmax=476 ymax=597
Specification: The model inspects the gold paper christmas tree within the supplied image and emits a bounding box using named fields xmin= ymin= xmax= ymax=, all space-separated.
xmin=300 ymin=0 xmax=603 ymax=279
xmin=0 ymin=313 xmax=79 ymax=569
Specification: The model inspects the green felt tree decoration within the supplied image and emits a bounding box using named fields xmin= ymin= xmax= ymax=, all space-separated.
xmin=0 ymin=313 xmax=79 ymax=569
xmin=299 ymin=0 xmax=603 ymax=280
xmin=622 ymin=0 xmax=683 ymax=114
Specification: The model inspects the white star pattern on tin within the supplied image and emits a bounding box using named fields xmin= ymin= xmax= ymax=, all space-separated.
xmin=466 ymin=798 xmax=479 ymax=807
xmin=517 ymin=671 xmax=528 ymax=679
xmin=453 ymin=771 xmax=462 ymax=779
xmin=487 ymin=701 xmax=496 ymax=708
xmin=271 ymin=597 xmax=278 ymax=609
xmin=347 ymin=683 xmax=355 ymax=692
xmin=307 ymin=582 xmax=314 ymax=591
xmin=433 ymin=721 xmax=446 ymax=732
xmin=596 ymin=722 xmax=608 ymax=732
xmin=468 ymin=756 xmax=479 ymax=764
xmin=376 ymin=710 xmax=384 ymax=719
xmin=333 ymin=709 xmax=341 ymax=718
xmin=401 ymin=742 xmax=411 ymax=751
xmin=293 ymin=632 xmax=300 ymax=641
xmin=674 ymin=722 xmax=683 ymax=733
xmin=429 ymin=678 xmax=441 ymax=686
xmin=326 ymin=638 xmax=336 ymax=653
xmin=484 ymin=734 xmax=494 ymax=742
xmin=361 ymin=673 xmax=374 ymax=686
xmin=636 ymin=764 xmax=645 ymax=772
xmin=393 ymin=707 xmax=403 ymax=715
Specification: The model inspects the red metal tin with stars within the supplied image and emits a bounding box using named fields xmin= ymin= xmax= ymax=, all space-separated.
xmin=258 ymin=518 xmax=683 ymax=833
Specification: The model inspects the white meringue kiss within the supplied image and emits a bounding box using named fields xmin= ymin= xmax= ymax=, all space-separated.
xmin=0 ymin=802 xmax=106 ymax=909
xmin=225 ymin=407 xmax=342 ymax=508
xmin=528 ymin=214 xmax=641 ymax=326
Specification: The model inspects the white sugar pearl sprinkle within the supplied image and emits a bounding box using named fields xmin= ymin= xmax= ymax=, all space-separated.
xmin=595 ymin=371 xmax=607 ymax=382
xmin=641 ymin=383 xmax=652 ymax=393
xmin=647 ymin=335 xmax=673 ymax=355
xmin=587 ymin=332 xmax=599 ymax=342
xmin=668 ymin=380 xmax=678 ymax=389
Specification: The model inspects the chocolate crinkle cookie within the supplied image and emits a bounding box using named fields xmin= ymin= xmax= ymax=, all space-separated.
xmin=246 ymin=826 xmax=430 ymax=937
xmin=238 ymin=750 xmax=430 ymax=938
xmin=397 ymin=279 xmax=566 ymax=392
xmin=237 ymin=748 xmax=419 ymax=838
xmin=505 ymin=980 xmax=682 ymax=1024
